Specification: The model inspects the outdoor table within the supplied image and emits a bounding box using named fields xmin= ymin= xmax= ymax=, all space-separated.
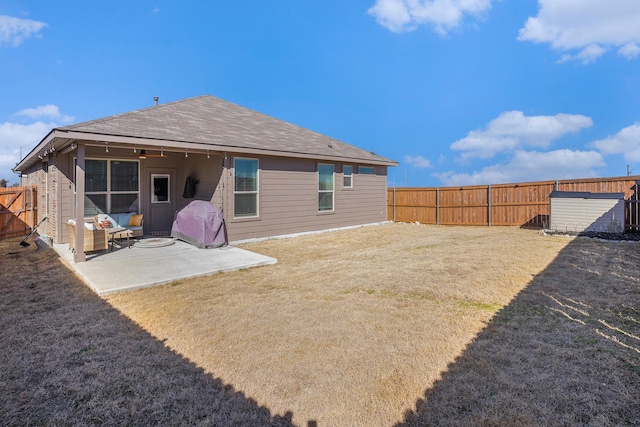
xmin=107 ymin=227 xmax=133 ymax=251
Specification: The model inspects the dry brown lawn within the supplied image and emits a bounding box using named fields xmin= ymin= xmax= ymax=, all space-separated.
xmin=0 ymin=236 xmax=293 ymax=426
xmin=2 ymin=223 xmax=639 ymax=426
xmin=104 ymin=223 xmax=640 ymax=426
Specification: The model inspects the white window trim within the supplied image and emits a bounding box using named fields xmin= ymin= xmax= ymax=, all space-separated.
xmin=233 ymin=157 xmax=259 ymax=219
xmin=318 ymin=163 xmax=335 ymax=212
xmin=151 ymin=173 xmax=171 ymax=204
xmin=343 ymin=164 xmax=353 ymax=189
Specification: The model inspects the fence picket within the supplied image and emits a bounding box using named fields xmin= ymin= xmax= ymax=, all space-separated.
xmin=388 ymin=176 xmax=640 ymax=230
xmin=0 ymin=186 xmax=37 ymax=239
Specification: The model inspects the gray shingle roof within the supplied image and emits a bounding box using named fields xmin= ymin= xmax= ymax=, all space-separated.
xmin=58 ymin=95 xmax=396 ymax=165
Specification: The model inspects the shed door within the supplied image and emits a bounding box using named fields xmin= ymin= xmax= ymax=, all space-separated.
xmin=149 ymin=169 xmax=176 ymax=234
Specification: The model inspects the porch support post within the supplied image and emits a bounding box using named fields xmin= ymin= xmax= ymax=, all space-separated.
xmin=74 ymin=143 xmax=86 ymax=263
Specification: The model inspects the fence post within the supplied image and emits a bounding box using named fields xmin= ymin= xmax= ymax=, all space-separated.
xmin=29 ymin=185 xmax=34 ymax=229
xmin=636 ymin=181 xmax=639 ymax=231
xmin=393 ymin=186 xmax=396 ymax=222
xmin=436 ymin=187 xmax=440 ymax=225
xmin=487 ymin=184 xmax=492 ymax=227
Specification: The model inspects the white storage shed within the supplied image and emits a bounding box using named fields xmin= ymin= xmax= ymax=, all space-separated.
xmin=549 ymin=191 xmax=625 ymax=233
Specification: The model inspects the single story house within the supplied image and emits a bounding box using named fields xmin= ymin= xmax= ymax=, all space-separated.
xmin=14 ymin=95 xmax=397 ymax=262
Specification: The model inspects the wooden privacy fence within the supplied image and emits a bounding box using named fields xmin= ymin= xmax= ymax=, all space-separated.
xmin=388 ymin=176 xmax=640 ymax=229
xmin=0 ymin=186 xmax=37 ymax=239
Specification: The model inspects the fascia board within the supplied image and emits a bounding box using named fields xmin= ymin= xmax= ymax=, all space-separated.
xmin=57 ymin=130 xmax=398 ymax=166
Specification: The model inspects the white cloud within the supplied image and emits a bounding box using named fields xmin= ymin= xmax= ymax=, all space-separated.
xmin=0 ymin=121 xmax=51 ymax=182
xmin=367 ymin=0 xmax=492 ymax=34
xmin=437 ymin=149 xmax=605 ymax=186
xmin=618 ymin=42 xmax=640 ymax=59
xmin=451 ymin=111 xmax=593 ymax=160
xmin=567 ymin=44 xmax=607 ymax=64
xmin=518 ymin=0 xmax=640 ymax=63
xmin=0 ymin=105 xmax=72 ymax=182
xmin=13 ymin=104 xmax=74 ymax=123
xmin=404 ymin=154 xmax=433 ymax=168
xmin=0 ymin=15 xmax=47 ymax=47
xmin=591 ymin=123 xmax=640 ymax=163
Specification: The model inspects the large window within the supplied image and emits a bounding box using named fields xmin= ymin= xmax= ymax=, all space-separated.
xmin=318 ymin=163 xmax=334 ymax=212
xmin=343 ymin=165 xmax=353 ymax=188
xmin=77 ymin=159 xmax=139 ymax=215
xmin=234 ymin=158 xmax=258 ymax=217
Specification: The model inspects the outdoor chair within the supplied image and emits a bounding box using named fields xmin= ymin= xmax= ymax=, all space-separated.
xmin=65 ymin=220 xmax=109 ymax=253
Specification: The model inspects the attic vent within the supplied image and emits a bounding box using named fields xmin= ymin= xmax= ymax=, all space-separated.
xmin=154 ymin=96 xmax=159 ymax=106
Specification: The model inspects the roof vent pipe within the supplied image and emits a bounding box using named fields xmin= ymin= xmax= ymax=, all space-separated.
xmin=154 ymin=96 xmax=159 ymax=106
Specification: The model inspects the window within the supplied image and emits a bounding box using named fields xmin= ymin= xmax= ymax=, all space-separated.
xmin=234 ymin=158 xmax=258 ymax=217
xmin=343 ymin=165 xmax=353 ymax=188
xmin=358 ymin=166 xmax=375 ymax=174
xmin=318 ymin=163 xmax=334 ymax=212
xmin=112 ymin=161 xmax=140 ymax=211
xmin=77 ymin=159 xmax=140 ymax=216
xmin=84 ymin=159 xmax=108 ymax=214
xmin=151 ymin=174 xmax=170 ymax=203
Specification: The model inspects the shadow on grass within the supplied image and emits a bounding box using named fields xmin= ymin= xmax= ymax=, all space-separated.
xmin=0 ymin=238 xmax=294 ymax=426
xmin=397 ymin=237 xmax=640 ymax=426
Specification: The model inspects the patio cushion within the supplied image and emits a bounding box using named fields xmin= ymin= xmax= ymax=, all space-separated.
xmin=94 ymin=212 xmax=143 ymax=238
xmin=96 ymin=212 xmax=137 ymax=228
xmin=68 ymin=219 xmax=97 ymax=230
xmin=96 ymin=214 xmax=117 ymax=228
xmin=129 ymin=214 xmax=143 ymax=226
xmin=117 ymin=212 xmax=133 ymax=227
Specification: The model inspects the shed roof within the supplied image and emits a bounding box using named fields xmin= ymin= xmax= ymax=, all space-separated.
xmin=549 ymin=191 xmax=625 ymax=200
xmin=16 ymin=95 xmax=396 ymax=172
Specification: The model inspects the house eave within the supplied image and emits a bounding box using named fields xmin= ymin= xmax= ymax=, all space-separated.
xmin=50 ymin=129 xmax=398 ymax=166
xmin=13 ymin=129 xmax=66 ymax=174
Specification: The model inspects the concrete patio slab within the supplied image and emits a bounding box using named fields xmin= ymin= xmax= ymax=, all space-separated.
xmin=54 ymin=239 xmax=277 ymax=295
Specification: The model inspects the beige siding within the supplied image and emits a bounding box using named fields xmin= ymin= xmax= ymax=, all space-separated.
xmin=225 ymin=155 xmax=388 ymax=242
xmin=22 ymin=145 xmax=387 ymax=244
xmin=175 ymin=153 xmax=224 ymax=211
xmin=550 ymin=197 xmax=625 ymax=233
xmin=58 ymin=154 xmax=74 ymax=243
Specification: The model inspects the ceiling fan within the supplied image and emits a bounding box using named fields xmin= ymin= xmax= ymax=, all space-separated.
xmin=139 ymin=149 xmax=167 ymax=159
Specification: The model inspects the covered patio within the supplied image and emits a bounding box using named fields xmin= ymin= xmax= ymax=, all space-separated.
xmin=54 ymin=239 xmax=276 ymax=295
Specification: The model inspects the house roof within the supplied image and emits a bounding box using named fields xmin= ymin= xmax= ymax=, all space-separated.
xmin=16 ymin=95 xmax=396 ymax=172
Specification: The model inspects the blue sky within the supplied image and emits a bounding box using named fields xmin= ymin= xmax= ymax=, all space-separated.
xmin=2 ymin=1 xmax=640 ymax=187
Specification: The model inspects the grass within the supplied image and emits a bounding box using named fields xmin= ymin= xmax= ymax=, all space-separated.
xmin=0 ymin=237 xmax=293 ymax=426
xmin=2 ymin=223 xmax=640 ymax=426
